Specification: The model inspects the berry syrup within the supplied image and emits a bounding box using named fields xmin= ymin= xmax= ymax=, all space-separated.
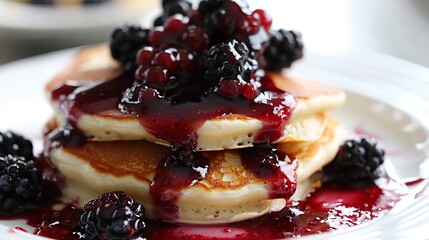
xmin=149 ymin=147 xmax=210 ymax=220
xmin=50 ymin=73 xmax=297 ymax=220
xmin=51 ymin=73 xmax=296 ymax=149
xmin=240 ymin=145 xmax=297 ymax=199
xmin=0 ymin=170 xmax=406 ymax=240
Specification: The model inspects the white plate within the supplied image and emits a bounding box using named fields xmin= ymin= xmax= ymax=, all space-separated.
xmin=0 ymin=49 xmax=428 ymax=239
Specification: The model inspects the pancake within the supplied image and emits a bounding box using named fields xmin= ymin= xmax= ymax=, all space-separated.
xmin=48 ymin=114 xmax=342 ymax=224
xmin=46 ymin=45 xmax=345 ymax=151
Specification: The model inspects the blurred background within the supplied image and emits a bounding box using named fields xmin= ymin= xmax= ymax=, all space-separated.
xmin=0 ymin=0 xmax=429 ymax=68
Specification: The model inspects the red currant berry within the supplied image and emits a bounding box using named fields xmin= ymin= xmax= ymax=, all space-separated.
xmin=187 ymin=10 xmax=203 ymax=26
xmin=139 ymin=87 xmax=160 ymax=102
xmin=164 ymin=16 xmax=188 ymax=36
xmin=240 ymin=83 xmax=259 ymax=100
xmin=135 ymin=65 xmax=149 ymax=82
xmin=253 ymin=9 xmax=272 ymax=31
xmin=179 ymin=50 xmax=199 ymax=73
xmin=153 ymin=50 xmax=179 ymax=74
xmin=238 ymin=15 xmax=260 ymax=35
xmin=145 ymin=66 xmax=169 ymax=85
xmin=182 ymin=26 xmax=209 ymax=53
xmin=137 ymin=46 xmax=156 ymax=65
xmin=217 ymin=79 xmax=240 ymax=98
xmin=149 ymin=28 xmax=165 ymax=46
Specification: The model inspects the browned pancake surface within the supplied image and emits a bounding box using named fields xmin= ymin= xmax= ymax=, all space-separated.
xmin=62 ymin=140 xmax=263 ymax=190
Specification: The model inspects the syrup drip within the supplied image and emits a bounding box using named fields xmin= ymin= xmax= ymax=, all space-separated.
xmin=51 ymin=74 xmax=295 ymax=149
xmin=240 ymin=145 xmax=297 ymax=199
xmin=49 ymin=73 xmax=297 ymax=217
xmin=51 ymin=74 xmax=134 ymax=128
xmin=0 ymin=173 xmax=405 ymax=240
xmin=404 ymin=177 xmax=426 ymax=187
xmin=149 ymin=147 xmax=209 ymax=220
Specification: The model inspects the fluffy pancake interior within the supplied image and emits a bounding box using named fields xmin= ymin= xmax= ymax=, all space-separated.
xmin=48 ymin=115 xmax=342 ymax=224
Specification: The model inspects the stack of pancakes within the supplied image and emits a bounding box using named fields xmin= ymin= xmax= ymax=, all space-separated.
xmin=44 ymin=45 xmax=345 ymax=224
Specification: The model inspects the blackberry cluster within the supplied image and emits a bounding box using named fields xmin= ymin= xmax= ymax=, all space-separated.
xmin=168 ymin=146 xmax=197 ymax=166
xmin=241 ymin=145 xmax=280 ymax=178
xmin=111 ymin=0 xmax=304 ymax=103
xmin=263 ymin=29 xmax=304 ymax=72
xmin=0 ymin=131 xmax=33 ymax=160
xmin=204 ymin=40 xmax=259 ymax=99
xmin=158 ymin=146 xmax=208 ymax=187
xmin=110 ymin=25 xmax=150 ymax=71
xmin=197 ymin=0 xmax=223 ymax=13
xmin=0 ymin=155 xmax=43 ymax=215
xmin=196 ymin=0 xmax=268 ymax=49
xmin=154 ymin=0 xmax=193 ymax=27
xmin=79 ymin=191 xmax=146 ymax=240
xmin=205 ymin=40 xmax=257 ymax=83
xmin=323 ymin=137 xmax=385 ymax=187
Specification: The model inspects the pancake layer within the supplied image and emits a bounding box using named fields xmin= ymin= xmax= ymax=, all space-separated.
xmin=47 ymin=45 xmax=345 ymax=151
xmin=48 ymin=114 xmax=342 ymax=224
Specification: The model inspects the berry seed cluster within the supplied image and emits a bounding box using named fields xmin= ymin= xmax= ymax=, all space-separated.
xmin=110 ymin=0 xmax=304 ymax=103
xmin=0 ymin=131 xmax=43 ymax=215
xmin=323 ymin=137 xmax=385 ymax=187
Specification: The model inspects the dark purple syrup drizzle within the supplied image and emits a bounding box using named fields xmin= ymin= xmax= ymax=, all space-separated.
xmin=149 ymin=147 xmax=209 ymax=220
xmin=51 ymin=75 xmax=134 ymax=128
xmin=51 ymin=74 xmax=295 ymax=149
xmin=0 ymin=170 xmax=405 ymax=240
xmin=50 ymin=72 xmax=297 ymax=219
xmin=241 ymin=145 xmax=297 ymax=199
xmin=404 ymin=177 xmax=426 ymax=187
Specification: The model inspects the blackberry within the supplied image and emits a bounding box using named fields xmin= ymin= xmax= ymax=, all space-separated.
xmin=263 ymin=29 xmax=304 ymax=72
xmin=0 ymin=131 xmax=33 ymax=160
xmin=0 ymin=155 xmax=43 ymax=215
xmin=169 ymin=145 xmax=197 ymax=166
xmin=204 ymin=40 xmax=258 ymax=85
xmin=110 ymin=25 xmax=150 ymax=71
xmin=323 ymin=137 xmax=385 ymax=187
xmin=154 ymin=0 xmax=192 ymax=27
xmin=240 ymin=144 xmax=280 ymax=178
xmin=79 ymin=191 xmax=146 ymax=240
xmin=197 ymin=0 xmax=223 ymax=14
xmin=152 ymin=146 xmax=209 ymax=189
xmin=197 ymin=0 xmax=269 ymax=50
